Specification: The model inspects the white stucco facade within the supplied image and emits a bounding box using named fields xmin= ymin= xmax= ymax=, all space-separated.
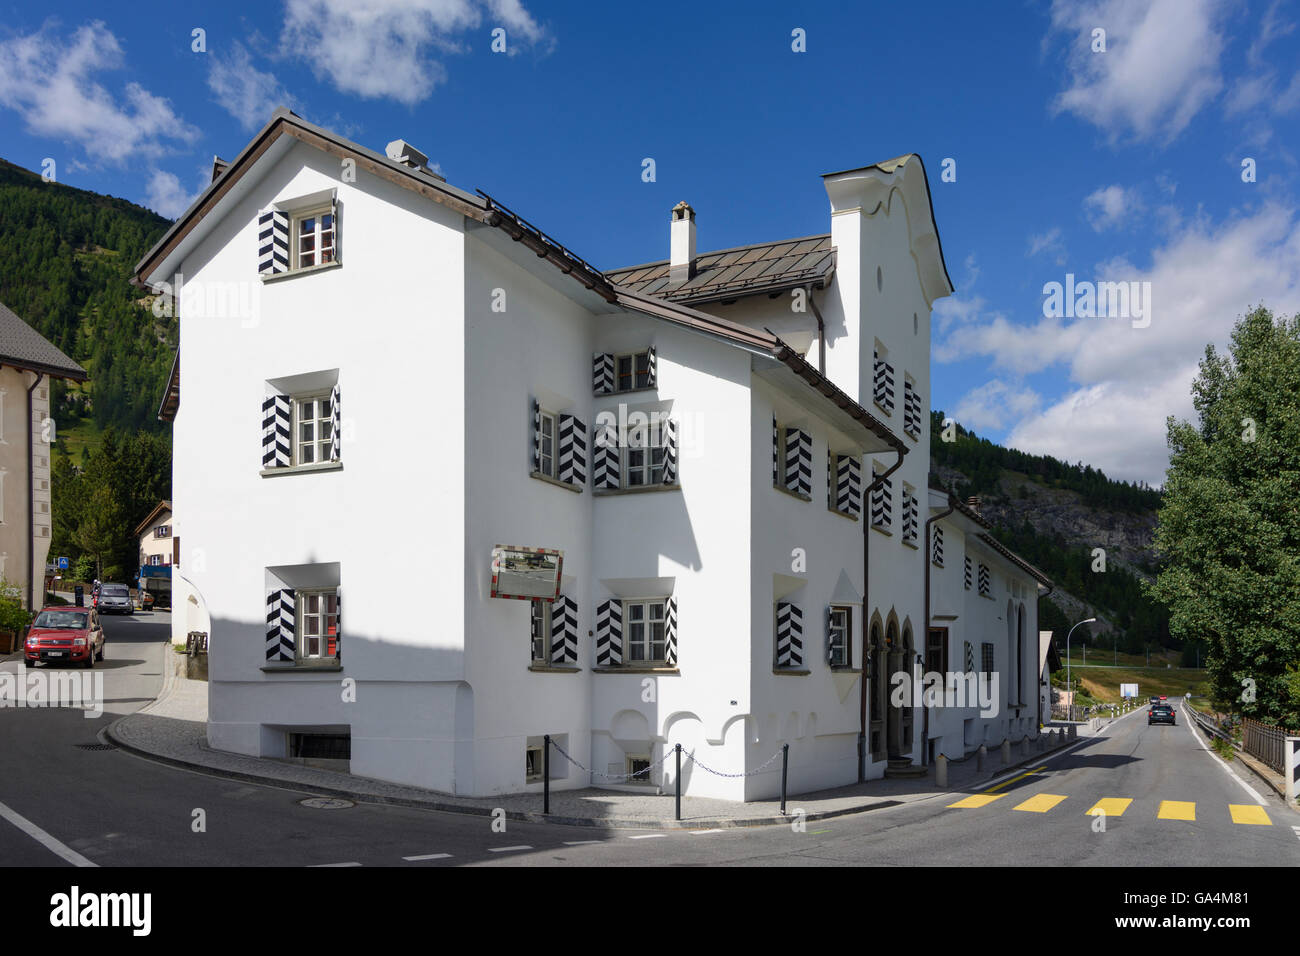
xmin=141 ymin=113 xmax=1051 ymax=801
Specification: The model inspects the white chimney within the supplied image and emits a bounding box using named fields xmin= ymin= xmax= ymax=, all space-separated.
xmin=386 ymin=139 xmax=430 ymax=170
xmin=669 ymin=201 xmax=696 ymax=283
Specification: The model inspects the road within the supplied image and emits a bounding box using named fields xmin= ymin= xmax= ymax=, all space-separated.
xmin=1 ymin=611 xmax=1297 ymax=867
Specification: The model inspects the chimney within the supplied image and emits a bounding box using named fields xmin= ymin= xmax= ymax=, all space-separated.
xmin=385 ymin=139 xmax=444 ymax=180
xmin=669 ymin=201 xmax=696 ymax=283
xmin=967 ymin=496 xmax=981 ymax=512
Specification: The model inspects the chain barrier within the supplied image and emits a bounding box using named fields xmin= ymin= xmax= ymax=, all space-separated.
xmin=548 ymin=739 xmax=786 ymax=781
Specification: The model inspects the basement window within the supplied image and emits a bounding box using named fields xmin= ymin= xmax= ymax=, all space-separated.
xmin=626 ymin=755 xmax=652 ymax=784
xmin=289 ymin=732 xmax=350 ymax=760
xmin=526 ymin=745 xmax=544 ymax=783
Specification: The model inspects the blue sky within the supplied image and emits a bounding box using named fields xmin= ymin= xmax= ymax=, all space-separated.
xmin=1 ymin=0 xmax=1297 ymax=486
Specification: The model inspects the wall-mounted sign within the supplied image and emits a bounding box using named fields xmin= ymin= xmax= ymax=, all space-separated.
xmin=490 ymin=545 xmax=562 ymax=601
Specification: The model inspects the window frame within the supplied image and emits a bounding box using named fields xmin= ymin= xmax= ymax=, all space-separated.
xmin=296 ymin=587 xmax=340 ymax=662
xmin=624 ymin=598 xmax=668 ymax=664
xmin=537 ymin=409 xmax=558 ymax=479
xmin=926 ymin=626 xmax=948 ymax=674
xmin=614 ymin=350 xmax=652 ymax=393
xmin=292 ymin=391 xmax=334 ymax=467
xmin=622 ymin=421 xmax=666 ymax=488
xmin=291 ymin=205 xmax=337 ymax=272
xmin=530 ymin=599 xmax=552 ymax=664
xmin=828 ymin=605 xmax=853 ymax=668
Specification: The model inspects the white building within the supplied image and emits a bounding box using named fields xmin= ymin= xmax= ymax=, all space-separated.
xmin=136 ymin=109 xmax=1052 ymax=800
xmin=134 ymin=499 xmax=173 ymax=605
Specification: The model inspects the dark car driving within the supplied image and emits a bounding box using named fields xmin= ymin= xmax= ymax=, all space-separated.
xmin=1148 ymin=703 xmax=1176 ymax=726
xmin=96 ymin=582 xmax=133 ymax=614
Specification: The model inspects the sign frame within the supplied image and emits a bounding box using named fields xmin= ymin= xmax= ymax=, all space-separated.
xmin=490 ymin=545 xmax=563 ymax=602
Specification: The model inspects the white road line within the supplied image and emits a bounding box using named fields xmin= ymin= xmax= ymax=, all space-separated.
xmin=629 ymin=833 xmax=666 ymax=839
xmin=402 ymin=853 xmax=452 ymax=861
xmin=310 ymin=861 xmax=362 ymax=867
xmin=0 ymin=798 xmax=98 ymax=867
xmin=562 ymin=840 xmax=602 ymax=846
xmin=487 ymin=845 xmax=533 ymax=853
xmin=1180 ymin=702 xmax=1266 ymax=803
xmin=690 ymin=829 xmax=725 ymax=835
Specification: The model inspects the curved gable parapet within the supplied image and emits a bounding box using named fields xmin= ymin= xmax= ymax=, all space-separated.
xmin=822 ymin=154 xmax=955 ymax=306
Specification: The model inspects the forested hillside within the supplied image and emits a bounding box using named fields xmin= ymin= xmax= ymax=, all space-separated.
xmin=931 ymin=411 xmax=1178 ymax=659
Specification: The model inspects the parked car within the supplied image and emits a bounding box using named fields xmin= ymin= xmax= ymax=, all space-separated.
xmin=97 ymin=583 xmax=133 ymax=615
xmin=1148 ymin=703 xmax=1176 ymax=726
xmin=24 ymin=607 xmax=104 ymax=668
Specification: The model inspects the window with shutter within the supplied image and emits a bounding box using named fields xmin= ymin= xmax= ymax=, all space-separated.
xmin=549 ymin=595 xmax=578 ymax=665
xmin=964 ymin=556 xmax=973 ymax=590
xmin=593 ymin=353 xmax=615 ymax=395
xmin=902 ymin=491 xmax=919 ymax=545
xmin=870 ymin=465 xmax=892 ymax=531
xmin=595 ymin=599 xmax=623 ymax=665
xmin=775 ymin=602 xmax=803 ymax=668
xmin=873 ymin=350 xmax=895 ymax=414
xmin=265 ymin=588 xmax=295 ymax=662
xmin=593 ymin=421 xmax=620 ymax=490
xmin=932 ymin=525 xmax=944 ymax=566
xmin=783 ymin=428 xmax=812 ymax=497
xmin=557 ymin=414 xmax=587 ymax=486
xmin=827 ymin=606 xmax=852 ymax=667
xmin=257 ymin=209 xmax=289 ymax=276
xmin=834 ymin=455 xmax=862 ymax=517
xmin=978 ymin=563 xmax=991 ymax=597
xmin=660 ymin=418 xmax=678 ymax=485
xmin=663 ymin=596 xmax=678 ymax=667
xmin=328 ymin=383 xmax=341 ymax=462
xmin=261 ymin=394 xmax=292 ymax=469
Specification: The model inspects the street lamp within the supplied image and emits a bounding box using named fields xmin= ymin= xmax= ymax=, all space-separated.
xmin=1066 ymin=617 xmax=1096 ymax=720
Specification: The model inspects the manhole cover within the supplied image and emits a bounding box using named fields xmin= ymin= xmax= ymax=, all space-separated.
xmin=74 ymin=743 xmax=115 ymax=751
xmin=298 ymin=797 xmax=354 ymax=809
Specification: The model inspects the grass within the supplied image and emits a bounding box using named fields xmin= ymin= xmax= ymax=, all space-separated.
xmin=1060 ymin=646 xmax=1181 ymax=668
xmin=1060 ymin=665 xmax=1210 ymax=706
xmin=54 ymin=416 xmax=102 ymax=465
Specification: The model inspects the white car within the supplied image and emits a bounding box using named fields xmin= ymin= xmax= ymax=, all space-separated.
xmin=96 ymin=583 xmax=133 ymax=614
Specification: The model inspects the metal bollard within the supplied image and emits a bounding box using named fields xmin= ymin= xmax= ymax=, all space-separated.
xmin=1001 ymin=739 xmax=1011 ymax=764
xmin=543 ymin=735 xmax=551 ymax=815
xmin=1021 ymin=737 xmax=1030 ymax=757
xmin=780 ymin=743 xmax=789 ymax=816
xmin=935 ymin=754 xmax=948 ymax=788
xmin=675 ymin=744 xmax=682 ymax=821
xmin=977 ymin=745 xmax=986 ymax=772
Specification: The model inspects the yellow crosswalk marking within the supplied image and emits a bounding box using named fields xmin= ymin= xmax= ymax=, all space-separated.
xmin=1157 ymin=800 xmax=1196 ymax=821
xmin=1229 ymin=804 xmax=1271 ymax=825
xmin=1013 ymin=793 xmax=1068 ymax=813
xmin=1085 ymin=798 xmax=1132 ymax=817
xmin=948 ymin=793 xmax=1006 ymax=809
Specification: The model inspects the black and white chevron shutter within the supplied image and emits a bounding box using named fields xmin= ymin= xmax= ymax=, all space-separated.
xmin=836 ymin=455 xmax=862 ymax=516
xmin=664 ymin=596 xmax=678 ymax=666
xmin=646 ymin=345 xmax=657 ymax=388
xmin=964 ymin=640 xmax=974 ymax=673
xmin=826 ymin=606 xmax=836 ymax=664
xmin=773 ymin=417 xmax=779 ymax=485
xmin=932 ymin=525 xmax=944 ymax=566
xmin=557 ymin=414 xmax=587 ymax=486
xmin=329 ymin=383 xmax=341 ymax=462
xmin=873 ymin=352 xmax=896 ymax=412
xmin=261 ymin=394 xmax=291 ymax=468
xmin=550 ymin=595 xmax=578 ymax=665
xmin=595 ymin=599 xmax=623 ymax=665
xmin=775 ymin=601 xmax=803 ymax=667
xmin=593 ymin=353 xmax=615 ymax=395
xmin=784 ymin=428 xmax=811 ymax=496
xmin=335 ymin=589 xmax=342 ymax=660
xmin=532 ymin=399 xmax=541 ymax=472
xmin=978 ymin=563 xmax=990 ymax=596
xmin=964 ymin=556 xmax=973 ymax=590
xmin=265 ymin=588 xmax=295 ymax=662
xmin=661 ymin=418 xmax=678 ymax=484
xmin=593 ymin=421 xmax=620 ymax=490
xmin=257 ymin=209 xmax=289 ymax=276
xmin=904 ymin=493 xmax=918 ymax=541
xmin=870 ymin=467 xmax=891 ymax=528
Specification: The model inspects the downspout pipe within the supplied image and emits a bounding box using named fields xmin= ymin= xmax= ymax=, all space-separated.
xmin=920 ymin=492 xmax=957 ymax=767
xmin=806 ymin=285 xmax=827 ymax=375
xmin=859 ymin=441 xmax=906 ymax=781
xmin=25 ymin=371 xmax=44 ymax=613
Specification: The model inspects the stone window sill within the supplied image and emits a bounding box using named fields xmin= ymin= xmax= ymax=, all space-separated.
xmin=871 ymin=524 xmax=893 ymax=536
xmin=530 ymin=471 xmax=583 ymax=494
xmin=593 ymin=666 xmax=680 ymax=675
xmin=261 ymin=461 xmax=343 ymax=478
xmin=594 ymin=385 xmax=657 ymax=399
xmin=261 ymin=662 xmax=343 ymax=673
xmin=773 ymin=668 xmax=811 ymax=676
xmin=902 ymin=538 xmax=919 ymax=549
xmin=827 ymin=506 xmax=859 ymax=522
xmin=594 ymin=484 xmax=681 ymax=497
xmin=528 ymin=664 xmax=582 ymax=673
xmin=831 ymin=666 xmax=863 ymax=674
xmin=773 ymin=484 xmax=812 ymax=503
xmin=261 ymin=261 xmax=342 ymax=284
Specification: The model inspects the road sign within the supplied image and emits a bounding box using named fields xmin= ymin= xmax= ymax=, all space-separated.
xmin=1120 ymin=683 xmax=1139 ymax=698
xmin=57 ymin=556 xmax=69 ymax=570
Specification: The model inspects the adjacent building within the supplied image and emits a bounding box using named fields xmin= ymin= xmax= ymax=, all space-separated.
xmin=137 ymin=109 xmax=1053 ymax=800
xmin=0 ymin=302 xmax=86 ymax=610
xmin=135 ymin=499 xmax=174 ymax=606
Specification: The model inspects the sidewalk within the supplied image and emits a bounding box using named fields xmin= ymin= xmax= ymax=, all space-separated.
xmin=106 ymin=669 xmax=1106 ymax=829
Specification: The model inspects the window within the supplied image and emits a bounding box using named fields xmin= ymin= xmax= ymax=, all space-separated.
xmin=294 ymin=395 xmax=333 ymax=466
xmin=978 ymin=563 xmax=991 ymax=597
xmin=981 ymin=642 xmax=994 ymax=678
xmin=530 ymin=599 xmax=551 ymax=664
xmin=926 ymin=627 xmax=948 ymax=674
xmin=828 ymin=606 xmax=852 ymax=668
xmin=525 ymin=746 xmax=544 ymax=783
xmin=536 ymin=410 xmax=557 ymax=478
xmin=297 ymin=589 xmax=339 ymax=660
xmin=154 ymin=525 xmax=171 ymax=538
xmin=775 ymin=601 xmax=804 ymax=668
xmin=775 ymin=425 xmax=811 ymax=497
xmin=625 ymin=600 xmax=667 ymax=663
xmin=293 ymin=208 xmax=335 ymax=270
xmin=615 ymin=351 xmax=652 ymax=392
xmin=872 ymin=348 xmax=895 ymax=414
xmin=289 ymin=733 xmax=350 ymax=759
xmin=626 ymin=755 xmax=652 ymax=784
xmin=625 ymin=422 xmax=666 ymax=487
xmin=870 ymin=464 xmax=892 ymax=531
xmin=148 ymin=554 xmax=164 ymax=567
xmin=902 ymin=489 xmax=919 ymax=545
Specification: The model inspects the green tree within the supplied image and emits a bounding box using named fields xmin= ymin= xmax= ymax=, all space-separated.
xmin=1147 ymin=306 xmax=1300 ymax=725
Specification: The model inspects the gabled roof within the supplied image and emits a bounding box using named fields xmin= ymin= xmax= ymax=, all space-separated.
xmin=0 ymin=301 xmax=87 ymax=381
xmin=607 ymin=234 xmax=835 ymax=305
xmin=134 ymin=500 xmax=172 ymax=536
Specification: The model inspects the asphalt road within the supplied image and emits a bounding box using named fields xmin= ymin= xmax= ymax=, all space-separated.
xmin=1 ymin=612 xmax=1297 ymax=867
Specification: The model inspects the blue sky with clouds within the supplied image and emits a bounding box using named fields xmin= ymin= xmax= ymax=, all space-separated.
xmin=1 ymin=0 xmax=1297 ymax=486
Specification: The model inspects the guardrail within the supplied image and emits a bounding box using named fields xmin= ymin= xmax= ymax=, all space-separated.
xmin=1242 ymin=718 xmax=1293 ymax=774
xmin=1185 ymin=702 xmax=1236 ymax=746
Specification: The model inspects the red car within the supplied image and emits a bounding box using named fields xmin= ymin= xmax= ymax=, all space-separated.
xmin=24 ymin=607 xmax=104 ymax=668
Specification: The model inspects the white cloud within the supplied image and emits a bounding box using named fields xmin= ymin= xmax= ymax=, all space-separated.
xmin=1028 ymin=226 xmax=1068 ymax=265
xmin=209 ymin=43 xmax=297 ymax=131
xmin=1048 ymin=0 xmax=1227 ymax=144
xmin=144 ymin=169 xmax=203 ymax=219
xmin=1083 ymin=184 xmax=1141 ymax=231
xmin=280 ymin=0 xmax=546 ymax=106
xmin=952 ymin=381 xmax=1042 ymax=432
xmin=0 ymin=20 xmax=195 ymax=162
xmin=937 ymin=204 xmax=1300 ymax=484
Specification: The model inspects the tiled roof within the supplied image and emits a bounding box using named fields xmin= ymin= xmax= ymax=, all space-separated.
xmin=606 ymin=234 xmax=835 ymax=305
xmin=0 ymin=301 xmax=87 ymax=380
